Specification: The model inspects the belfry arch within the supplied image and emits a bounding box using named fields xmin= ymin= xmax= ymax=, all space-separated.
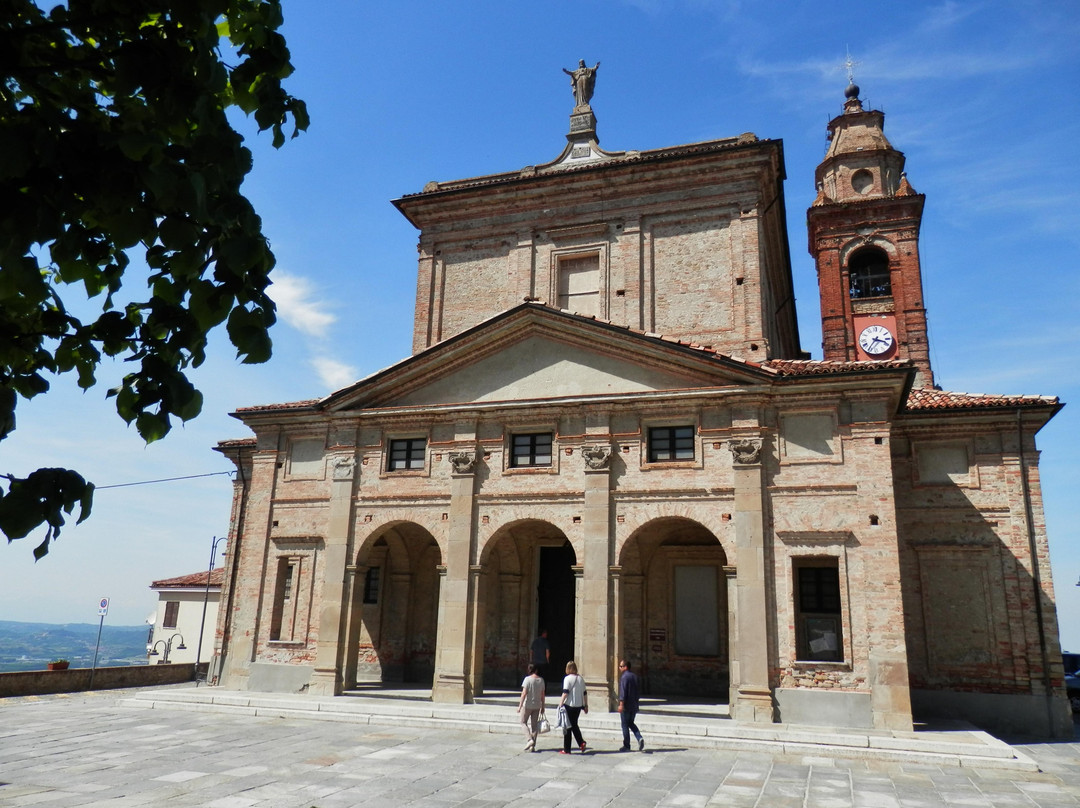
xmin=477 ymin=520 xmax=577 ymax=692
xmin=618 ymin=517 xmax=730 ymax=700
xmin=345 ymin=522 xmax=442 ymax=688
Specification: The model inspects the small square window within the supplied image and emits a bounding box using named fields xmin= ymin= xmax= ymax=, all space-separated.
xmin=648 ymin=426 xmax=695 ymax=462
xmin=388 ymin=438 xmax=426 ymax=471
xmin=511 ymin=433 xmax=553 ymax=467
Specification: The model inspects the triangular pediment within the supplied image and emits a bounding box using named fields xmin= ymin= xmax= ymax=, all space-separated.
xmin=323 ymin=304 xmax=769 ymax=412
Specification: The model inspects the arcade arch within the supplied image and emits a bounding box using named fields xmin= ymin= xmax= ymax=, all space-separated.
xmin=478 ymin=520 xmax=576 ymax=691
xmin=347 ymin=522 xmax=441 ymax=687
xmin=619 ymin=517 xmax=730 ymax=699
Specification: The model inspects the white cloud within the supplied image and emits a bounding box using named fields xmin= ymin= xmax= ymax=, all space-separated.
xmin=269 ymin=271 xmax=337 ymax=337
xmin=312 ymin=356 xmax=359 ymax=391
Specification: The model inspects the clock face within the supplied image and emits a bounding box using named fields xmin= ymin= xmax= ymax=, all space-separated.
xmin=858 ymin=324 xmax=894 ymax=356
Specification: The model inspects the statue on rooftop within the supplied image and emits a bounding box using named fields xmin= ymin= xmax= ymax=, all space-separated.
xmin=563 ymin=60 xmax=600 ymax=108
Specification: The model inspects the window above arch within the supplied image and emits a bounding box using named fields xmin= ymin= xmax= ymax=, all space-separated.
xmin=848 ymin=247 xmax=891 ymax=299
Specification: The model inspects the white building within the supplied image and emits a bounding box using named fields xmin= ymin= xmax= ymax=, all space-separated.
xmin=148 ymin=567 xmax=223 ymax=667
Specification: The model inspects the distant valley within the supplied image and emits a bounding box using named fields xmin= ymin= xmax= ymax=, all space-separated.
xmin=0 ymin=620 xmax=150 ymax=672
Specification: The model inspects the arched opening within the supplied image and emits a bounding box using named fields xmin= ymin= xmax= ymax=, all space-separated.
xmin=848 ymin=246 xmax=891 ymax=299
xmin=349 ymin=522 xmax=441 ymax=686
xmin=478 ymin=520 xmax=576 ymax=692
xmin=619 ymin=517 xmax=729 ymax=699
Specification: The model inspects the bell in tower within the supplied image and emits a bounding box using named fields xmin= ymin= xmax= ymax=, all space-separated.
xmin=807 ymin=82 xmax=934 ymax=388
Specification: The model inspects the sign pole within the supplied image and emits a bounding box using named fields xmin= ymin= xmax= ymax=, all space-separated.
xmin=89 ymin=597 xmax=109 ymax=690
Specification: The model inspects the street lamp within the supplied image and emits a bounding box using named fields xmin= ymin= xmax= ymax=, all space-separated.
xmin=194 ymin=535 xmax=227 ymax=685
xmin=148 ymin=633 xmax=186 ymax=664
xmin=149 ymin=639 xmax=169 ymax=663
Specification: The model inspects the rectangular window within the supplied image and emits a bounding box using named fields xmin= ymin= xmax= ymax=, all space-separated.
xmin=162 ymin=601 xmax=179 ymax=629
xmin=269 ymin=558 xmax=296 ymax=642
xmin=510 ymin=433 xmax=553 ymax=468
xmin=674 ymin=566 xmax=720 ymax=656
xmin=648 ymin=425 xmax=695 ymax=462
xmin=557 ymin=253 xmax=600 ymax=317
xmin=363 ymin=567 xmax=381 ymax=604
xmin=794 ymin=561 xmax=844 ymax=662
xmin=388 ymin=438 xmax=426 ymax=471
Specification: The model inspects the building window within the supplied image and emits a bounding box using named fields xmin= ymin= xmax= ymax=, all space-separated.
xmin=510 ymin=433 xmax=553 ymax=467
xmin=388 ymin=438 xmax=426 ymax=471
xmin=557 ymin=252 xmax=600 ymax=317
xmin=848 ymin=247 xmax=891 ymax=299
xmin=363 ymin=567 xmax=380 ymax=604
xmin=674 ymin=566 xmax=720 ymax=656
xmin=794 ymin=560 xmax=844 ymax=662
xmin=269 ymin=558 xmax=296 ymax=642
xmin=162 ymin=601 xmax=179 ymax=629
xmin=647 ymin=425 xmax=695 ymax=462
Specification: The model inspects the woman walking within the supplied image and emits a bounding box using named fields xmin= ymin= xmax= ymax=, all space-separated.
xmin=557 ymin=660 xmax=588 ymax=754
xmin=518 ymin=662 xmax=546 ymax=752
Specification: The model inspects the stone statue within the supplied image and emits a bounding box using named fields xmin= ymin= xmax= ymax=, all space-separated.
xmin=563 ymin=60 xmax=600 ymax=108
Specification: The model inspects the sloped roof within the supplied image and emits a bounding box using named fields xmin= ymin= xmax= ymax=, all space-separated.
xmin=396 ymin=134 xmax=770 ymax=201
xmin=151 ymin=567 xmax=224 ymax=589
xmin=763 ymin=358 xmax=910 ymax=375
xmin=904 ymin=387 xmax=1060 ymax=412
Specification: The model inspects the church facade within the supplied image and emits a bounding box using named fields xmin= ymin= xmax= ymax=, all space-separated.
xmin=210 ymin=75 xmax=1070 ymax=737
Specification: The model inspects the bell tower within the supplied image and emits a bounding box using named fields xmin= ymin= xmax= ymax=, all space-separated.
xmin=807 ymin=83 xmax=934 ymax=388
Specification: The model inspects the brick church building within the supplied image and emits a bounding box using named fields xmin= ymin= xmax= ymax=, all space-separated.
xmin=210 ymin=74 xmax=1070 ymax=737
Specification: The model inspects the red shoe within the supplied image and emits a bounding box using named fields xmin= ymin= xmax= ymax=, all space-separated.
xmin=580 ymin=743 xmax=587 ymax=752
xmin=559 ymin=750 xmax=570 ymax=754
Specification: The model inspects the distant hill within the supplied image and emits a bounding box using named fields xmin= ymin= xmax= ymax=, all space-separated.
xmin=0 ymin=620 xmax=150 ymax=672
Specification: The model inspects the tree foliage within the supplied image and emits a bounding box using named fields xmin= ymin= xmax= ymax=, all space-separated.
xmin=0 ymin=0 xmax=308 ymax=558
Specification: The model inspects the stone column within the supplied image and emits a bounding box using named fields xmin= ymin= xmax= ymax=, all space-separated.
xmin=608 ymin=565 xmax=623 ymax=710
xmin=728 ymin=436 xmax=775 ymax=723
xmin=432 ymin=448 xmax=478 ymax=703
xmin=308 ymin=453 xmax=358 ymax=696
xmin=341 ymin=563 xmax=362 ymax=689
xmin=580 ymin=443 xmax=614 ymax=704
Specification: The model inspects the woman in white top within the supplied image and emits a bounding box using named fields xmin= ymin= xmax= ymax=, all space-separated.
xmin=557 ymin=660 xmax=588 ymax=754
xmin=518 ymin=662 xmax=546 ymax=751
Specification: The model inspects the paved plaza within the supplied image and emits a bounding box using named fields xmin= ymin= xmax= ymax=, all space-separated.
xmin=2 ymin=688 xmax=1080 ymax=807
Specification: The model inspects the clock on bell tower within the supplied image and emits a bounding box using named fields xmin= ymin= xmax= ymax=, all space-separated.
xmin=807 ymin=82 xmax=935 ymax=388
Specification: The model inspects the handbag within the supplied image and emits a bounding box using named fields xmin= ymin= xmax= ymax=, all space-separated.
xmin=538 ymin=712 xmax=552 ymax=734
xmin=555 ymin=704 xmax=570 ymax=732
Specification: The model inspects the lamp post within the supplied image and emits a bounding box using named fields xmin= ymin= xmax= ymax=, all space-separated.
xmin=194 ymin=535 xmax=226 ymax=685
xmin=149 ymin=633 xmax=186 ymax=664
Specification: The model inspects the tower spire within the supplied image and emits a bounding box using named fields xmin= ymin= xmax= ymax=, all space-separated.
xmin=806 ymin=84 xmax=935 ymax=387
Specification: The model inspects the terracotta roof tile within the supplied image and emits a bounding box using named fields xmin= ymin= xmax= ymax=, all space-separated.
xmin=904 ymin=387 xmax=1059 ymax=411
xmin=763 ymin=358 xmax=910 ymax=375
xmin=234 ymin=399 xmax=319 ymax=414
xmin=402 ymin=136 xmax=768 ymax=197
xmin=151 ymin=567 xmax=225 ymax=589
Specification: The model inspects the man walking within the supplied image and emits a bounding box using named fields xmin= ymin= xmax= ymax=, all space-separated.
xmin=531 ymin=629 xmax=550 ymax=681
xmin=617 ymin=658 xmax=644 ymax=752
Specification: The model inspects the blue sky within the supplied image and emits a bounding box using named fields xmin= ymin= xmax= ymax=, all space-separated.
xmin=3 ymin=1 xmax=1079 ymax=651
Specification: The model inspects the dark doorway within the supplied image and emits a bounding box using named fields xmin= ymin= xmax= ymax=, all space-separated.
xmin=537 ymin=542 xmax=576 ymax=691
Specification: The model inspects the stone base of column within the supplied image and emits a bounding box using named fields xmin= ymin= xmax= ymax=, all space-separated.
xmin=732 ymin=686 xmax=776 ymax=723
xmin=583 ymin=676 xmax=612 ymax=711
xmin=307 ymin=667 xmax=342 ymax=697
xmin=432 ymin=673 xmax=472 ymax=704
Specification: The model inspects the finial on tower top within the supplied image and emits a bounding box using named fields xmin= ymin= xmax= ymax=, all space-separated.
xmin=841 ymin=48 xmax=863 ymax=112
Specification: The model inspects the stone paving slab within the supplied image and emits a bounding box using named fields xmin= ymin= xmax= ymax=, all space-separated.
xmin=121 ymin=687 xmax=1033 ymax=769
xmin=1 ymin=688 xmax=1079 ymax=807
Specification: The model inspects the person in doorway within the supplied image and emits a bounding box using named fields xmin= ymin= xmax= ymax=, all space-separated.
xmin=531 ymin=629 xmax=550 ymax=680
xmin=617 ymin=658 xmax=644 ymax=752
xmin=518 ymin=662 xmax=546 ymax=752
xmin=557 ymin=660 xmax=588 ymax=754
